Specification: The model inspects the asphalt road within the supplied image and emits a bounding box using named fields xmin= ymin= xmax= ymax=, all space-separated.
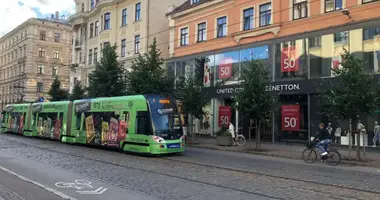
xmin=1 ymin=133 xmax=380 ymax=200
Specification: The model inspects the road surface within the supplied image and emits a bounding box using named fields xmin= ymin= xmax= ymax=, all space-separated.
xmin=1 ymin=133 xmax=380 ymax=200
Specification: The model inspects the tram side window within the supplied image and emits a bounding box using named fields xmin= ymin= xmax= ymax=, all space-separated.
xmin=136 ymin=111 xmax=150 ymax=135
xmin=123 ymin=111 xmax=130 ymax=134
xmin=75 ymin=113 xmax=81 ymax=130
xmin=1 ymin=112 xmax=6 ymax=123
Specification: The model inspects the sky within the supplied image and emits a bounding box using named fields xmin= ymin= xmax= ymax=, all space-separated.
xmin=0 ymin=0 xmax=75 ymax=37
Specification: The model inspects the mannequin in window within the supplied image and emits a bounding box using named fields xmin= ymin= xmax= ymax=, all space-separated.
xmin=334 ymin=124 xmax=341 ymax=144
xmin=372 ymin=121 xmax=380 ymax=147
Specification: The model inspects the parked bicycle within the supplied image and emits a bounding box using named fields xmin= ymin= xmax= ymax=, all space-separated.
xmin=302 ymin=137 xmax=341 ymax=166
xmin=233 ymin=127 xmax=246 ymax=146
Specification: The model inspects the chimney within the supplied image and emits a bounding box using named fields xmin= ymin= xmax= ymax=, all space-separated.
xmin=55 ymin=11 xmax=59 ymax=19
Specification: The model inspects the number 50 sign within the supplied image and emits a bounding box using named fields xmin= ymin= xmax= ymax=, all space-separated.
xmin=281 ymin=46 xmax=299 ymax=72
xmin=281 ymin=105 xmax=300 ymax=131
xmin=218 ymin=106 xmax=231 ymax=127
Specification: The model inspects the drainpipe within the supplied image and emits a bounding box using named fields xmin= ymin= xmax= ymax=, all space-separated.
xmin=146 ymin=0 xmax=150 ymax=53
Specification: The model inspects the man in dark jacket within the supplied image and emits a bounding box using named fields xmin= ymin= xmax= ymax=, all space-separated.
xmin=315 ymin=123 xmax=332 ymax=160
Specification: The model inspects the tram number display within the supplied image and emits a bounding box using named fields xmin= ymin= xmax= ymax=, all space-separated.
xmin=218 ymin=58 xmax=233 ymax=79
xmin=281 ymin=105 xmax=300 ymax=131
xmin=218 ymin=106 xmax=232 ymax=127
xmin=281 ymin=46 xmax=299 ymax=72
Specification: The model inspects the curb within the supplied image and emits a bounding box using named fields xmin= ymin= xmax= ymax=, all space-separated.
xmin=188 ymin=144 xmax=378 ymax=168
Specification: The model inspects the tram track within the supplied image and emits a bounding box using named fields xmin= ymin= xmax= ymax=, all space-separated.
xmin=1 ymin=134 xmax=379 ymax=199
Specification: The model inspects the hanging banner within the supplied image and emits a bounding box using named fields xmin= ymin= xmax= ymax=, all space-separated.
xmin=218 ymin=58 xmax=233 ymax=79
xmin=218 ymin=106 xmax=231 ymax=127
xmin=281 ymin=105 xmax=300 ymax=131
xmin=281 ymin=46 xmax=299 ymax=72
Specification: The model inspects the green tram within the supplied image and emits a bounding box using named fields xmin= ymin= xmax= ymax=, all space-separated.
xmin=1 ymin=94 xmax=185 ymax=154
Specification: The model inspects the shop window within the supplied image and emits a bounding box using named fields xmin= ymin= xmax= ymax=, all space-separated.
xmin=215 ymin=51 xmax=239 ymax=85
xmin=275 ymin=40 xmax=307 ymax=80
xmin=363 ymin=27 xmax=380 ymax=40
xmin=195 ymin=56 xmax=214 ymax=87
xmin=240 ymin=45 xmax=271 ymax=79
xmin=334 ymin=31 xmax=349 ymax=43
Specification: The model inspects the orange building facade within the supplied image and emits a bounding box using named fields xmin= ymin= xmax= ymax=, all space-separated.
xmin=166 ymin=0 xmax=380 ymax=145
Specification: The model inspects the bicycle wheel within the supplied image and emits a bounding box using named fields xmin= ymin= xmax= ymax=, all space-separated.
xmin=302 ymin=148 xmax=317 ymax=164
xmin=326 ymin=150 xmax=341 ymax=166
xmin=235 ymin=135 xmax=246 ymax=146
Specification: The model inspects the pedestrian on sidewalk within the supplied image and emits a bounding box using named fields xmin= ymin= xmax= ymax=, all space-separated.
xmin=228 ymin=122 xmax=236 ymax=146
xmin=373 ymin=121 xmax=380 ymax=147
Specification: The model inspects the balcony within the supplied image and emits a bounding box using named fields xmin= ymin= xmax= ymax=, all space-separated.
xmin=74 ymin=39 xmax=82 ymax=49
xmin=69 ymin=12 xmax=87 ymax=26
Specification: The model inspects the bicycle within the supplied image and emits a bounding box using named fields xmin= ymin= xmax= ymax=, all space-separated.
xmin=302 ymin=137 xmax=341 ymax=166
xmin=233 ymin=127 xmax=246 ymax=146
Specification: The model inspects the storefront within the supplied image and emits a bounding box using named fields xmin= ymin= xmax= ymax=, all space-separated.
xmin=168 ymin=19 xmax=380 ymax=144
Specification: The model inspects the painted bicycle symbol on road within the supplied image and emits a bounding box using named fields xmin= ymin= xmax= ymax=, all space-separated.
xmin=55 ymin=180 xmax=93 ymax=190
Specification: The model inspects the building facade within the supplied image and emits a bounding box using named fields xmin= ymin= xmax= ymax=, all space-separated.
xmin=0 ymin=14 xmax=72 ymax=110
xmin=68 ymin=0 xmax=186 ymax=91
xmin=167 ymin=0 xmax=380 ymax=145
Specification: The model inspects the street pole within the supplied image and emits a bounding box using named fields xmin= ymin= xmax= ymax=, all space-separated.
xmin=349 ymin=119 xmax=352 ymax=160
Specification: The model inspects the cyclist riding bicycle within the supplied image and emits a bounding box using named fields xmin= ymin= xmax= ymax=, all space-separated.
xmin=314 ymin=123 xmax=332 ymax=161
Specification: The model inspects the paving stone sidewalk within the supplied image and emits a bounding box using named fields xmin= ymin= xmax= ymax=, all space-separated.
xmin=186 ymin=136 xmax=380 ymax=167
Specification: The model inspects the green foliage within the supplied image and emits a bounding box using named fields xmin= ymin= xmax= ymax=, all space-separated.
xmin=321 ymin=49 xmax=380 ymax=120
xmin=126 ymin=38 xmax=173 ymax=95
xmin=48 ymin=76 xmax=69 ymax=101
xmin=234 ymin=59 xmax=274 ymax=122
xmin=69 ymin=80 xmax=86 ymax=100
xmin=215 ymin=126 xmax=231 ymax=136
xmin=87 ymin=44 xmax=127 ymax=97
xmin=176 ymin=70 xmax=209 ymax=120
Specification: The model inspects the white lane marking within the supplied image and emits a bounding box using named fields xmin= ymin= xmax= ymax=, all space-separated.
xmin=77 ymin=187 xmax=107 ymax=195
xmin=0 ymin=166 xmax=77 ymax=200
xmin=55 ymin=180 xmax=93 ymax=190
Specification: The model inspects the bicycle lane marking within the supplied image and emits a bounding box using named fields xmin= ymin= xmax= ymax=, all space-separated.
xmin=54 ymin=180 xmax=108 ymax=195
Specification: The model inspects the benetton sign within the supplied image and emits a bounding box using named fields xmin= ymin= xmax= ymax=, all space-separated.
xmin=215 ymin=83 xmax=301 ymax=95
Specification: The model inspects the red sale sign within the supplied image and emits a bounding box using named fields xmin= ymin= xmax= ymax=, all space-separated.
xmin=218 ymin=106 xmax=231 ymax=127
xmin=281 ymin=105 xmax=300 ymax=131
xmin=281 ymin=46 xmax=299 ymax=72
xmin=218 ymin=58 xmax=233 ymax=79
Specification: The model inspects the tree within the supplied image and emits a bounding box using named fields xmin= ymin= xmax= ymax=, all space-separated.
xmin=87 ymin=44 xmax=127 ymax=97
xmin=235 ymin=59 xmax=274 ymax=150
xmin=70 ymin=80 xmax=86 ymax=100
xmin=126 ymin=38 xmax=173 ymax=95
xmin=320 ymin=49 xmax=380 ymax=160
xmin=177 ymin=70 xmax=210 ymax=129
xmin=48 ymin=76 xmax=69 ymax=101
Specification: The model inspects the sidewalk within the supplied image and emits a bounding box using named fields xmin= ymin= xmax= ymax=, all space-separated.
xmin=186 ymin=136 xmax=380 ymax=167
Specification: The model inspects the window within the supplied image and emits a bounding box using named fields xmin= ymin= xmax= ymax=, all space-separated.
xmin=52 ymin=66 xmax=58 ymax=76
xmin=135 ymin=3 xmax=141 ymax=21
xmin=309 ymin=36 xmax=321 ymax=48
xmin=53 ymin=50 xmax=60 ymax=59
xmin=90 ymin=23 xmax=94 ymax=37
xmin=37 ymin=82 xmax=44 ymax=93
xmin=325 ymin=0 xmax=342 ymax=12
xmin=122 ymin=9 xmax=127 ymax=26
xmin=121 ymin=39 xmax=126 ymax=57
xmin=37 ymin=65 xmax=44 ymax=74
xmin=363 ymin=0 xmax=380 ymax=4
xmin=293 ymin=0 xmax=308 ymax=20
xmin=40 ymin=31 xmax=46 ymax=40
xmin=334 ymin=31 xmax=349 ymax=43
xmin=103 ymin=42 xmax=110 ymax=48
xmin=217 ymin=16 xmax=227 ymax=38
xmin=89 ymin=49 xmax=92 ymax=64
xmin=94 ymin=48 xmax=98 ymax=62
xmin=55 ymin=33 xmax=61 ymax=42
xmin=91 ymin=0 xmax=95 ymax=8
xmin=104 ymin=13 xmax=111 ymax=30
xmin=363 ymin=27 xmax=380 ymax=40
xmin=243 ymin=8 xmax=254 ymax=30
xmin=95 ymin=21 xmax=99 ymax=36
xmin=134 ymin=35 xmax=140 ymax=54
xmin=260 ymin=3 xmax=271 ymax=27
xmin=197 ymin=22 xmax=207 ymax=42
xmin=180 ymin=27 xmax=189 ymax=46
xmin=38 ymin=48 xmax=45 ymax=57
xmin=81 ymin=3 xmax=85 ymax=12
xmin=192 ymin=0 xmax=200 ymax=4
